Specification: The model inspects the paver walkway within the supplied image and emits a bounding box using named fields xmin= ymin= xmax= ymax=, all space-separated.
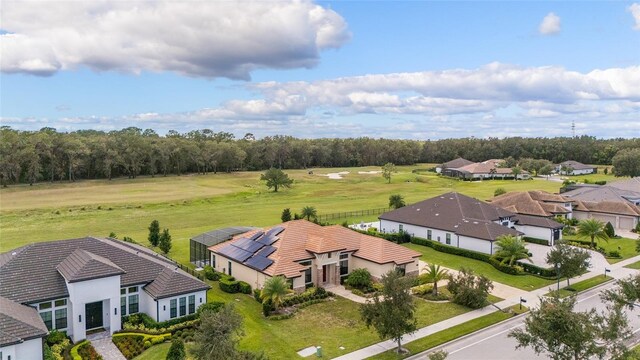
xmin=325 ymin=284 xmax=369 ymax=304
xmin=87 ymin=331 xmax=126 ymax=360
xmin=334 ymin=254 xmax=640 ymax=360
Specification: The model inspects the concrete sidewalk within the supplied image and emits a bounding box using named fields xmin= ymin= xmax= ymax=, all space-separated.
xmin=333 ymin=254 xmax=640 ymax=360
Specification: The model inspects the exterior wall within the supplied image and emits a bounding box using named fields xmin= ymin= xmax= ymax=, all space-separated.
xmin=574 ymin=210 xmax=638 ymax=230
xmin=0 ymin=338 xmax=43 ymax=360
xmin=380 ymin=220 xmax=454 ymax=245
xmin=156 ymin=290 xmax=207 ymax=322
xmin=457 ymin=235 xmax=493 ymax=254
xmin=139 ymin=291 xmax=157 ymax=321
xmin=514 ymin=224 xmax=554 ymax=242
xmin=351 ymin=257 xmax=395 ymax=280
xmin=66 ymin=275 xmax=121 ymax=342
xmin=212 ymin=254 xmax=272 ymax=290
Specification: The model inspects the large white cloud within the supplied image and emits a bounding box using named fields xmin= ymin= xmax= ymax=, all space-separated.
xmin=0 ymin=0 xmax=350 ymax=79
xmin=539 ymin=12 xmax=561 ymax=35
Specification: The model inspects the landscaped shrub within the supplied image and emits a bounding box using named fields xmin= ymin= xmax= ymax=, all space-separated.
xmin=203 ymin=265 xmax=220 ymax=281
xmin=489 ymin=258 xmax=523 ymax=275
xmin=594 ymin=180 xmax=607 ymax=185
xmin=494 ymin=188 xmax=506 ymax=197
xmin=238 ymin=281 xmax=252 ymax=294
xmin=50 ymin=338 xmax=70 ymax=360
xmin=608 ymin=250 xmax=621 ymax=258
xmin=447 ymin=268 xmax=493 ymax=309
xmin=196 ymin=301 xmax=224 ymax=315
xmin=112 ymin=333 xmax=170 ymax=359
xmin=219 ymin=277 xmax=240 ymax=293
xmin=281 ymin=287 xmax=331 ymax=307
xmin=253 ymin=288 xmax=263 ymax=303
xmin=70 ymin=340 xmax=102 ymax=360
xmin=123 ymin=312 xmax=198 ymax=330
xmin=44 ymin=344 xmax=55 ymax=360
xmin=262 ymin=298 xmax=275 ymax=317
xmin=46 ymin=330 xmax=68 ymax=347
xmin=345 ymin=268 xmax=373 ymax=289
xmin=522 ymin=237 xmax=550 ymax=246
xmin=166 ymin=339 xmax=186 ymax=360
xmin=604 ymin=222 xmax=616 ymax=238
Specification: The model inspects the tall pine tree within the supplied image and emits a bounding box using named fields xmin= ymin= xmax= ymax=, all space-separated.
xmin=148 ymin=220 xmax=160 ymax=247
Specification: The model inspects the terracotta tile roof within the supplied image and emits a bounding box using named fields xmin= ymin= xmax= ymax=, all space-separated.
xmin=0 ymin=296 xmax=48 ymax=347
xmin=573 ymin=200 xmax=640 ymax=217
xmin=380 ymin=192 xmax=521 ymax=241
xmin=210 ymin=220 xmax=421 ymax=279
xmin=491 ymin=191 xmax=571 ymax=217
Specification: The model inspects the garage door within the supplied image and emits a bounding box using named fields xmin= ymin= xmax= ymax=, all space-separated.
xmin=594 ymin=214 xmax=616 ymax=227
xmin=619 ymin=217 xmax=636 ymax=230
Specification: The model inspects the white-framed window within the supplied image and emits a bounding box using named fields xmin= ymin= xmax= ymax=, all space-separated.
xmin=170 ymin=299 xmax=177 ymax=318
xmin=188 ymin=295 xmax=196 ymax=314
xmin=446 ymin=233 xmax=451 ymax=245
xmin=37 ymin=298 xmax=68 ymax=331
xmin=427 ymin=230 xmax=432 ymax=240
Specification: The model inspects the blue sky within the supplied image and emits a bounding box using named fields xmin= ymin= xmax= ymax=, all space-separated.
xmin=1 ymin=1 xmax=639 ymax=139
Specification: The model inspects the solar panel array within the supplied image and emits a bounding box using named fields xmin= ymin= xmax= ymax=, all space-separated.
xmin=216 ymin=228 xmax=282 ymax=271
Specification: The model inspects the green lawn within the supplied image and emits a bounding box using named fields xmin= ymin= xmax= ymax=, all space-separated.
xmin=562 ymin=235 xmax=638 ymax=264
xmin=133 ymin=343 xmax=173 ymax=360
xmin=0 ymin=165 xmax=566 ymax=265
xmin=625 ymin=261 xmax=640 ymax=270
xmin=402 ymin=243 xmax=556 ymax=291
xmin=545 ymin=275 xmax=612 ymax=298
xmin=200 ymin=279 xmax=471 ymax=359
xmin=368 ymin=305 xmax=528 ymax=360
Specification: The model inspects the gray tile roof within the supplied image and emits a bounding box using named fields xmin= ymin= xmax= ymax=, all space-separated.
xmin=0 ymin=237 xmax=209 ymax=304
xmin=144 ymin=267 xmax=209 ymax=299
xmin=380 ymin=192 xmax=520 ymax=241
xmin=559 ymin=161 xmax=595 ymax=171
xmin=514 ymin=214 xmax=564 ymax=229
xmin=57 ymin=248 xmax=125 ymax=283
xmin=0 ymin=296 xmax=48 ymax=346
xmin=442 ymin=157 xmax=474 ymax=169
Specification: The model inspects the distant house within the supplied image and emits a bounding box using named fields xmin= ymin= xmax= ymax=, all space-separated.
xmin=489 ymin=191 xmax=567 ymax=244
xmin=379 ymin=192 xmax=523 ymax=255
xmin=0 ymin=296 xmax=48 ymax=360
xmin=436 ymin=157 xmax=474 ymax=174
xmin=0 ymin=237 xmax=210 ymax=343
xmin=208 ymin=220 xmax=421 ymax=292
xmin=556 ymin=161 xmax=596 ymax=175
xmin=562 ymin=177 xmax=640 ymax=230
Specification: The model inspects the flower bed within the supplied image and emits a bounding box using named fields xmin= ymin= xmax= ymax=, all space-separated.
xmin=70 ymin=340 xmax=102 ymax=360
xmin=112 ymin=333 xmax=170 ymax=359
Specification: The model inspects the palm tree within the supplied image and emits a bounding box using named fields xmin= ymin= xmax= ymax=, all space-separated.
xmin=301 ymin=206 xmax=317 ymax=221
xmin=388 ymin=194 xmax=406 ymax=209
xmin=511 ymin=166 xmax=522 ymax=181
xmin=260 ymin=276 xmax=291 ymax=311
xmin=422 ymin=264 xmax=449 ymax=296
xmin=494 ymin=235 xmax=532 ymax=266
xmin=577 ymin=219 xmax=609 ymax=248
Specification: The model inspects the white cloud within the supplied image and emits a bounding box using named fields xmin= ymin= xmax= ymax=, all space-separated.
xmin=0 ymin=0 xmax=349 ymax=79
xmin=629 ymin=3 xmax=640 ymax=30
xmin=539 ymin=12 xmax=561 ymax=35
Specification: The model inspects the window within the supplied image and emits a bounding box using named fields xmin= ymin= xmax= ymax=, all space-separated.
xmin=188 ymin=295 xmax=195 ymax=314
xmin=339 ymin=253 xmax=349 ymax=260
xmin=212 ymin=255 xmax=216 ymax=268
xmin=39 ymin=302 xmax=52 ymax=310
xmin=228 ymin=261 xmax=232 ymax=276
xmin=304 ymin=268 xmax=313 ymax=288
xmin=55 ymin=299 xmax=67 ymax=307
xmin=128 ymin=286 xmax=138 ymax=293
xmin=399 ymin=224 xmax=404 ymax=232
xmin=427 ymin=230 xmax=432 ymax=240
xmin=120 ymin=297 xmax=126 ymax=316
xmin=40 ymin=311 xmax=52 ymax=330
xmin=179 ymin=297 xmax=186 ymax=316
xmin=299 ymin=260 xmax=312 ymax=266
xmin=120 ymin=288 xmax=126 ymax=295
xmin=128 ymin=294 xmax=139 ymax=314
xmin=340 ymin=260 xmax=348 ymax=277
xmin=446 ymin=233 xmax=451 ymax=245
xmin=55 ymin=308 xmax=67 ymax=329
xmin=170 ymin=299 xmax=177 ymax=318
xmin=396 ymin=265 xmax=406 ymax=276
xmin=327 ymin=252 xmax=332 ymax=258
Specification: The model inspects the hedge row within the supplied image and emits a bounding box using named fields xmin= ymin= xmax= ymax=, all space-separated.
xmin=523 ymin=237 xmax=550 ymax=246
xmin=218 ymin=274 xmax=252 ymax=294
xmin=122 ymin=312 xmax=198 ymax=330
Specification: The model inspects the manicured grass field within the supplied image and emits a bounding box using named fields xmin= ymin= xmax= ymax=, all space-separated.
xmin=202 ymin=280 xmax=471 ymax=359
xmin=562 ymin=235 xmax=638 ymax=264
xmin=545 ymin=275 xmax=612 ymax=298
xmin=369 ymin=305 xmax=529 ymax=360
xmin=0 ymin=165 xmax=564 ymax=266
xmin=133 ymin=342 xmax=174 ymax=360
xmin=625 ymin=261 xmax=640 ymax=270
xmin=402 ymin=243 xmax=556 ymax=291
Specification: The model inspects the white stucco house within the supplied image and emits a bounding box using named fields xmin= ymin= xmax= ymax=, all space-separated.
xmin=0 ymin=237 xmax=210 ymax=345
xmin=0 ymin=296 xmax=49 ymax=360
xmin=379 ymin=192 xmax=524 ymax=255
xmin=208 ymin=220 xmax=421 ymax=292
xmin=556 ymin=160 xmax=596 ymax=175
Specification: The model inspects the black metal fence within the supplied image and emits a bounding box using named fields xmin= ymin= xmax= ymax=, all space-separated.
xmin=317 ymin=207 xmax=389 ymax=223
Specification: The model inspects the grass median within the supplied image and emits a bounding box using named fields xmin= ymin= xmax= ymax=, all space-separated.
xmin=544 ymin=274 xmax=612 ymax=298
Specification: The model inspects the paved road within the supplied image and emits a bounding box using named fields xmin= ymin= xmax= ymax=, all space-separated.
xmin=409 ymin=268 xmax=640 ymax=360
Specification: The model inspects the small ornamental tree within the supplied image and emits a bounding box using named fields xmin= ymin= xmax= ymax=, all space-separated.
xmin=382 ymin=163 xmax=396 ymax=184
xmin=166 ymin=339 xmax=186 ymax=360
xmin=300 ymin=206 xmax=317 ymax=221
xmin=422 ymin=264 xmax=448 ymax=296
xmin=158 ymin=229 xmax=172 ymax=254
xmin=360 ymin=269 xmax=417 ymax=354
xmin=191 ymin=304 xmax=244 ymax=360
xmin=546 ymin=242 xmax=591 ymax=287
xmin=447 ymin=267 xmax=493 ymax=309
xmin=281 ymin=208 xmax=292 ymax=222
xmin=148 ymin=220 xmax=160 ymax=247
xmin=493 ymin=235 xmax=532 ymax=266
xmin=260 ymin=276 xmax=291 ymax=312
xmin=511 ymin=166 xmax=522 ymax=181
xmin=346 ymin=268 xmax=373 ymax=290
xmin=604 ymin=222 xmax=615 ymax=238
xmin=577 ymin=219 xmax=609 ymax=248
xmin=389 ymin=194 xmax=406 ymax=209
xmin=260 ymin=168 xmax=293 ymax=192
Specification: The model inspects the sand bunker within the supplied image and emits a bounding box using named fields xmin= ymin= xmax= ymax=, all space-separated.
xmin=318 ymin=171 xmax=350 ymax=179
xmin=357 ymin=171 xmax=382 ymax=175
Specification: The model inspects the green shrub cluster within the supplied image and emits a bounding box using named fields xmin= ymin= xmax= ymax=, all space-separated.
xmin=267 ymin=299 xmax=328 ymax=320
xmin=70 ymin=340 xmax=102 ymax=360
xmin=238 ymin=281 xmax=252 ymax=294
xmin=488 ymin=258 xmax=523 ymax=275
xmin=123 ymin=312 xmax=198 ymax=330
xmin=281 ymin=287 xmax=329 ymax=308
xmin=196 ymin=301 xmax=224 ymax=315
xmin=253 ymin=288 xmax=263 ymax=303
xmin=202 ymin=265 xmax=221 ymax=281
xmin=522 ymin=237 xmax=550 ymax=246
xmin=49 ymin=337 xmax=70 ymax=360
xmin=121 ymin=318 xmax=199 ymax=335
xmin=345 ymin=268 xmax=373 ymax=290
xmin=217 ymin=274 xmax=251 ymax=294
xmin=112 ymin=333 xmax=170 ymax=359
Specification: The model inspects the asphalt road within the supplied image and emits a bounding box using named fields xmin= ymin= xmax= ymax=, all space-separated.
xmin=409 ymin=278 xmax=640 ymax=360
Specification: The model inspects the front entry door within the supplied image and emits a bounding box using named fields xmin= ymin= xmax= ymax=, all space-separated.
xmin=85 ymin=301 xmax=103 ymax=330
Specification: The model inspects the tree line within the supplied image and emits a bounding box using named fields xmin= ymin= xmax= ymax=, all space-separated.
xmin=1 ymin=126 xmax=638 ymax=186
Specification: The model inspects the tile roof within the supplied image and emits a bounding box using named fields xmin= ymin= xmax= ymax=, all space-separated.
xmin=490 ymin=191 xmax=571 ymax=217
xmin=57 ymin=249 xmax=125 ymax=283
xmin=514 ymin=214 xmax=564 ymax=229
xmin=210 ymin=220 xmax=421 ymax=279
xmin=0 ymin=296 xmax=48 ymax=347
xmin=607 ymin=177 xmax=640 ymax=192
xmin=0 ymin=237 xmax=209 ymax=304
xmin=573 ymin=200 xmax=640 ymax=217
xmin=442 ymin=157 xmax=474 ymax=169
xmin=558 ymin=161 xmax=595 ymax=171
xmin=144 ymin=267 xmax=210 ymax=299
xmin=563 ymin=179 xmax=640 ymax=204
xmin=379 ymin=192 xmax=520 ymax=241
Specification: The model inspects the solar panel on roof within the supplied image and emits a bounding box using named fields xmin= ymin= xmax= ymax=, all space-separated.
xmin=242 ymin=241 xmax=265 ymax=253
xmin=249 ymin=231 xmax=264 ymax=241
xmin=255 ymin=245 xmax=276 ymax=258
xmin=265 ymin=226 xmax=285 ymax=237
xmin=234 ymin=238 xmax=253 ymax=248
xmin=217 ymin=244 xmax=252 ymax=262
xmin=244 ymin=256 xmax=274 ymax=271
xmin=257 ymin=235 xmax=278 ymax=246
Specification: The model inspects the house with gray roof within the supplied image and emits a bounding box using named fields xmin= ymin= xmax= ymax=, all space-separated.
xmin=379 ymin=192 xmax=523 ymax=255
xmin=0 ymin=296 xmax=49 ymax=360
xmin=0 ymin=237 xmax=210 ymax=344
xmin=556 ymin=160 xmax=596 ymax=175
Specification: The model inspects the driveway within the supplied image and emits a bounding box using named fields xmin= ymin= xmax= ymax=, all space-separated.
xmin=525 ymin=242 xmax=610 ymax=274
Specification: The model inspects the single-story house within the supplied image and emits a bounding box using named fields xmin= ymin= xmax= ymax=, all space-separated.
xmin=436 ymin=157 xmax=474 ymax=174
xmin=0 ymin=296 xmax=49 ymax=360
xmin=443 ymin=160 xmax=530 ymax=180
xmin=556 ymin=161 xmax=596 ymax=175
xmin=0 ymin=237 xmax=210 ymax=343
xmin=562 ymin=177 xmax=640 ymax=206
xmin=208 ymin=220 xmax=421 ymax=292
xmin=572 ymin=200 xmax=640 ymax=230
xmin=379 ymin=192 xmax=523 ymax=255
